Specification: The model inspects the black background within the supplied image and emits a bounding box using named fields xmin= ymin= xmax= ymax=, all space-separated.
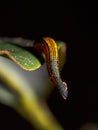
xmin=0 ymin=1 xmax=98 ymax=130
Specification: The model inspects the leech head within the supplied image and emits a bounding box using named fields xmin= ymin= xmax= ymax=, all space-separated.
xmin=59 ymin=82 xmax=68 ymax=99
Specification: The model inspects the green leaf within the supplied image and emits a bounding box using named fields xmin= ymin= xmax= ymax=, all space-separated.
xmin=0 ymin=42 xmax=41 ymax=70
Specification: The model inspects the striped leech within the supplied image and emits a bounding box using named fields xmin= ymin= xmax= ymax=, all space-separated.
xmin=34 ymin=37 xmax=68 ymax=99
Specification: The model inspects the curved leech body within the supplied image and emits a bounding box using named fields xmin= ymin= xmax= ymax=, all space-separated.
xmin=34 ymin=37 xmax=68 ymax=99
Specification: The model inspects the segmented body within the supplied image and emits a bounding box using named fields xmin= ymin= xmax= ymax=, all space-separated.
xmin=34 ymin=37 xmax=68 ymax=99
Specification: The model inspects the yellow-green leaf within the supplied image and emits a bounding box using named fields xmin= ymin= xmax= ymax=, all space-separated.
xmin=0 ymin=42 xmax=41 ymax=70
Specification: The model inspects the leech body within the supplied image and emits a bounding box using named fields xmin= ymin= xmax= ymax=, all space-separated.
xmin=34 ymin=37 xmax=68 ymax=99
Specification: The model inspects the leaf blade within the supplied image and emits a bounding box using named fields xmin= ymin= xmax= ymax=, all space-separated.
xmin=0 ymin=42 xmax=41 ymax=70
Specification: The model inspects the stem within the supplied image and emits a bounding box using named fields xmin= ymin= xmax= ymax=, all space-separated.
xmin=16 ymin=95 xmax=64 ymax=130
